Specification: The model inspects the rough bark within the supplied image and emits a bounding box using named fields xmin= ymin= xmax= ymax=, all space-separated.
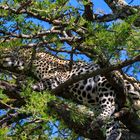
xmin=0 ymin=78 xmax=140 ymax=139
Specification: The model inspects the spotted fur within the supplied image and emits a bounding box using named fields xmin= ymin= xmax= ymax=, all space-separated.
xmin=0 ymin=48 xmax=140 ymax=140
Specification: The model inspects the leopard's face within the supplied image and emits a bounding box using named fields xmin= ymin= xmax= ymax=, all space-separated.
xmin=0 ymin=48 xmax=71 ymax=81
xmin=32 ymin=52 xmax=71 ymax=80
xmin=1 ymin=47 xmax=140 ymax=140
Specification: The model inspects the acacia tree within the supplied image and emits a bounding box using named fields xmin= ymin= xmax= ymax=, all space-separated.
xmin=0 ymin=0 xmax=140 ymax=139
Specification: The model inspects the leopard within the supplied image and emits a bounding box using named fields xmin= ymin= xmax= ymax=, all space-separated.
xmin=0 ymin=48 xmax=140 ymax=140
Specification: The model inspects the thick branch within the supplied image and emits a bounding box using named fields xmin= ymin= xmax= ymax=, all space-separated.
xmin=0 ymin=5 xmax=67 ymax=26
xmin=83 ymin=0 xmax=94 ymax=21
xmin=104 ymin=0 xmax=128 ymax=12
xmin=48 ymin=100 xmax=104 ymax=140
xmin=0 ymin=29 xmax=61 ymax=39
xmin=0 ymin=81 xmax=140 ymax=139
xmin=0 ymin=80 xmax=103 ymax=139
xmin=0 ymin=54 xmax=139 ymax=104
xmin=0 ymin=112 xmax=31 ymax=127
xmin=52 ymin=54 xmax=140 ymax=97
xmin=0 ymin=80 xmax=21 ymax=99
xmin=114 ymin=108 xmax=140 ymax=134
xmin=103 ymin=0 xmax=140 ymax=26
xmin=48 ymin=100 xmax=140 ymax=140
xmin=0 ymin=80 xmax=26 ymax=109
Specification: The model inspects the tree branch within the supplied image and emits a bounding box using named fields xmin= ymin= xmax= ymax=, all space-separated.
xmin=0 ymin=81 xmax=139 ymax=139
xmin=83 ymin=0 xmax=94 ymax=21
xmin=48 ymin=100 xmax=104 ymax=140
xmin=0 ymin=80 xmax=21 ymax=99
xmin=52 ymin=54 xmax=140 ymax=98
xmin=103 ymin=0 xmax=140 ymax=26
xmin=48 ymin=100 xmax=140 ymax=140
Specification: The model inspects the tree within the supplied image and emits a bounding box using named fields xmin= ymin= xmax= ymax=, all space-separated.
xmin=0 ymin=0 xmax=140 ymax=139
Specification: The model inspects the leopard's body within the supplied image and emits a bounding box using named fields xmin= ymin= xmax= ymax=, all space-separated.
xmin=0 ymin=48 xmax=140 ymax=140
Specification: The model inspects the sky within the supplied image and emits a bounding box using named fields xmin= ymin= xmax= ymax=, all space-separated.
xmin=1 ymin=0 xmax=140 ymax=77
xmin=0 ymin=0 xmax=140 ymax=137
xmin=70 ymin=0 xmax=140 ymax=13
xmin=35 ymin=0 xmax=140 ymax=28
xmin=30 ymin=2 xmax=140 ymax=138
xmin=68 ymin=0 xmax=140 ymax=80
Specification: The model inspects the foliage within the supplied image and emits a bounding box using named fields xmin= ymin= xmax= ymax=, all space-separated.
xmin=0 ymin=0 xmax=140 ymax=139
